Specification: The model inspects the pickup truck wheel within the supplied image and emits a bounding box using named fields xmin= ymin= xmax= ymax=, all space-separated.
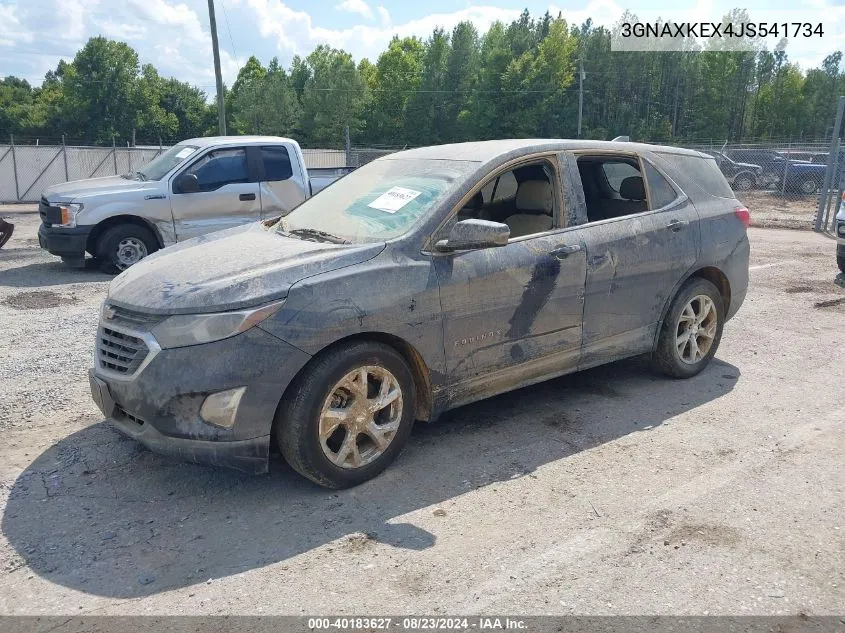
xmin=797 ymin=177 xmax=820 ymax=195
xmin=275 ymin=341 xmax=416 ymax=488
xmin=733 ymin=173 xmax=755 ymax=191
xmin=838 ymin=254 xmax=845 ymax=274
xmin=97 ymin=224 xmax=158 ymax=273
xmin=652 ymin=278 xmax=725 ymax=379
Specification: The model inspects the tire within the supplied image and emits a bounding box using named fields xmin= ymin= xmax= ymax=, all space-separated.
xmin=652 ymin=278 xmax=725 ymax=379
xmin=838 ymin=254 xmax=845 ymax=275
xmin=797 ymin=177 xmax=820 ymax=195
xmin=96 ymin=224 xmax=158 ymax=273
xmin=733 ymin=173 xmax=754 ymax=191
xmin=275 ymin=341 xmax=416 ymax=488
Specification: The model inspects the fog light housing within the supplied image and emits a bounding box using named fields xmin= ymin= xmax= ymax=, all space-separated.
xmin=837 ymin=222 xmax=845 ymax=238
xmin=200 ymin=387 xmax=246 ymax=429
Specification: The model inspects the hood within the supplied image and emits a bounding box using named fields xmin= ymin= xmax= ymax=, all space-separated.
xmin=735 ymin=161 xmax=762 ymax=171
xmin=42 ymin=175 xmax=160 ymax=202
xmin=107 ymin=223 xmax=386 ymax=315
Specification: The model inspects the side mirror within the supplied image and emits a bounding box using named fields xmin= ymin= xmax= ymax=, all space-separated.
xmin=176 ymin=173 xmax=199 ymax=194
xmin=435 ymin=219 xmax=510 ymax=252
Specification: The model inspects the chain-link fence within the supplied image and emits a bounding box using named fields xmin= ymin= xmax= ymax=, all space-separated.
xmin=3 ymin=137 xmax=841 ymax=232
xmin=0 ymin=142 xmax=395 ymax=203
xmin=0 ymin=143 xmax=167 ymax=203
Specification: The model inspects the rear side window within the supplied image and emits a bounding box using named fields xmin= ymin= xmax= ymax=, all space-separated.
xmin=602 ymin=161 xmax=640 ymax=192
xmin=261 ymin=146 xmax=293 ymax=182
xmin=660 ymin=154 xmax=734 ymax=198
xmin=643 ymin=161 xmax=678 ymax=208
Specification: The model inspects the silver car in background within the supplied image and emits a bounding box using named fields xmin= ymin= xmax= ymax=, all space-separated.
xmin=37 ymin=136 xmax=348 ymax=272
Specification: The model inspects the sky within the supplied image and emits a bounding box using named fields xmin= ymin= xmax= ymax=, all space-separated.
xmin=1 ymin=0 xmax=845 ymax=93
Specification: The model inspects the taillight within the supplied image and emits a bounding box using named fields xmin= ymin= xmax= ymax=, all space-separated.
xmin=735 ymin=206 xmax=750 ymax=228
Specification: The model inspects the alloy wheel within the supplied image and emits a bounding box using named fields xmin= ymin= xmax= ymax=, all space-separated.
xmin=675 ymin=294 xmax=718 ymax=365
xmin=318 ymin=366 xmax=403 ymax=469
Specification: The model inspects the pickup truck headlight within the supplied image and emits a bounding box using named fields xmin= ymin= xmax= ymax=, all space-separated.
xmin=53 ymin=202 xmax=84 ymax=228
xmin=837 ymin=222 xmax=845 ymax=238
xmin=150 ymin=301 xmax=284 ymax=349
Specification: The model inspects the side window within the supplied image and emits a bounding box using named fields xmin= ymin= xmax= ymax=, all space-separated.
xmin=260 ymin=146 xmax=293 ymax=182
xmin=449 ymin=160 xmax=558 ymax=240
xmin=578 ymin=155 xmax=647 ymax=223
xmin=183 ymin=148 xmax=248 ymax=192
xmin=601 ymin=161 xmax=641 ymax=193
xmin=643 ymin=161 xmax=678 ymax=209
xmin=480 ymin=170 xmax=518 ymax=204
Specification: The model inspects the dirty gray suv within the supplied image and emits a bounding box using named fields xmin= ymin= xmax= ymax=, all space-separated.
xmin=89 ymin=140 xmax=750 ymax=488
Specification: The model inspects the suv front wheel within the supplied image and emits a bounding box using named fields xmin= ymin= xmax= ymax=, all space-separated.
xmin=276 ymin=341 xmax=416 ymax=488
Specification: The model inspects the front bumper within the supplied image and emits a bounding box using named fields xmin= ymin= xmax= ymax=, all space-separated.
xmin=89 ymin=325 xmax=312 ymax=474
xmin=38 ymin=222 xmax=92 ymax=259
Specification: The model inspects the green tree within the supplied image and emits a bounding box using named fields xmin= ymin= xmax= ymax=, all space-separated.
xmin=299 ymin=46 xmax=366 ymax=146
xmin=231 ymin=57 xmax=300 ymax=136
xmin=404 ymin=28 xmax=450 ymax=145
xmin=362 ymin=36 xmax=424 ymax=145
xmin=442 ymin=22 xmax=479 ymax=141
xmin=63 ymin=37 xmax=143 ymax=142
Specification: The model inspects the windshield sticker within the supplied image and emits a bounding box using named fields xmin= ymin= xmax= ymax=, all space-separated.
xmin=175 ymin=147 xmax=194 ymax=159
xmin=367 ymin=187 xmax=423 ymax=213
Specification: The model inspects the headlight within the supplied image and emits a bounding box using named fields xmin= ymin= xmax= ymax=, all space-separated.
xmin=151 ymin=301 xmax=284 ymax=349
xmin=53 ymin=202 xmax=84 ymax=228
xmin=837 ymin=222 xmax=845 ymax=238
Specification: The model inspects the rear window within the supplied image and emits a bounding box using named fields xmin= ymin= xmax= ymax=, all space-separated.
xmin=659 ymin=153 xmax=734 ymax=198
xmin=261 ymin=146 xmax=293 ymax=181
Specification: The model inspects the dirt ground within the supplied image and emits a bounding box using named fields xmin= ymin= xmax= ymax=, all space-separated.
xmin=0 ymin=207 xmax=843 ymax=616
xmin=737 ymin=190 xmax=833 ymax=230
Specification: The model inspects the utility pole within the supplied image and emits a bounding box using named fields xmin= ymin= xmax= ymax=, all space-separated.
xmin=207 ymin=0 xmax=227 ymax=135
xmin=577 ymin=58 xmax=585 ymax=139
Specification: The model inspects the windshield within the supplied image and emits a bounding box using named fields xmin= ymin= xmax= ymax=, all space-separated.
xmin=138 ymin=144 xmax=199 ymax=180
xmin=277 ymin=158 xmax=477 ymax=244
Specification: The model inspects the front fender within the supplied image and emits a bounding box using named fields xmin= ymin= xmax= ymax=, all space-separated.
xmin=78 ymin=197 xmax=176 ymax=246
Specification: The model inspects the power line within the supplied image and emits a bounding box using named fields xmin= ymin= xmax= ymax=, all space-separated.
xmin=219 ymin=0 xmax=238 ymax=61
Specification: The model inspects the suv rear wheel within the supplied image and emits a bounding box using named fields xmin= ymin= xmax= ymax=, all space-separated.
xmin=275 ymin=341 xmax=416 ymax=488
xmin=652 ymin=278 xmax=725 ymax=379
xmin=96 ymin=224 xmax=158 ymax=273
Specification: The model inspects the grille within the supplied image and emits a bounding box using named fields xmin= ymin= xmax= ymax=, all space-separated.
xmin=97 ymin=327 xmax=149 ymax=375
xmin=115 ymin=404 xmax=146 ymax=426
xmin=105 ymin=304 xmax=163 ymax=328
xmin=39 ymin=197 xmax=52 ymax=225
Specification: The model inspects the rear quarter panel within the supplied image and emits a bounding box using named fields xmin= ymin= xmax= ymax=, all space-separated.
xmin=651 ymin=152 xmax=750 ymax=321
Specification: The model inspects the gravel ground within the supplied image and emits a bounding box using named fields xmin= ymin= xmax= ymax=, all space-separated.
xmin=736 ymin=191 xmax=833 ymax=230
xmin=0 ymin=207 xmax=843 ymax=616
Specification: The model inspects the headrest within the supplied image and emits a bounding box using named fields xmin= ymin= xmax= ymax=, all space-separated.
xmin=515 ymin=180 xmax=553 ymax=213
xmin=619 ymin=176 xmax=645 ymax=201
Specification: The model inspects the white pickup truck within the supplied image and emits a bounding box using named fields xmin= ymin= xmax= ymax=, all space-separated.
xmin=38 ymin=136 xmax=349 ymax=271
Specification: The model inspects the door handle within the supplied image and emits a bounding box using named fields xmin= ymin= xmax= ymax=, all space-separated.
xmin=549 ymin=244 xmax=582 ymax=259
xmin=666 ymin=218 xmax=688 ymax=232
xmin=239 ymin=193 xmax=256 ymax=201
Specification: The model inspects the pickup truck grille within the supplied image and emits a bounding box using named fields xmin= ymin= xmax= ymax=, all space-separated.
xmin=97 ymin=327 xmax=149 ymax=375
